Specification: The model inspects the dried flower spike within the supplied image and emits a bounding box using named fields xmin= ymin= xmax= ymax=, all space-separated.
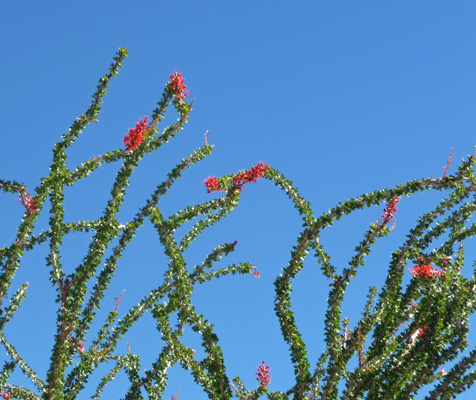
xmin=251 ymin=265 xmax=261 ymax=279
xmin=442 ymin=147 xmax=453 ymax=178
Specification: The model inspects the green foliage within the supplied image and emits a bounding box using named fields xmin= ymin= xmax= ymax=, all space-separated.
xmin=1 ymin=48 xmax=476 ymax=400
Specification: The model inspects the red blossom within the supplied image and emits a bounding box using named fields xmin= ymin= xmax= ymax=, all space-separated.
xmin=0 ymin=391 xmax=11 ymax=400
xmin=231 ymin=162 xmax=270 ymax=191
xmin=409 ymin=257 xmax=444 ymax=279
xmin=417 ymin=326 xmax=429 ymax=337
xmin=204 ymin=176 xmax=220 ymax=193
xmin=169 ymin=71 xmax=189 ymax=100
xmin=256 ymin=361 xmax=271 ymax=387
xmin=124 ymin=117 xmax=149 ymax=151
xmin=204 ymin=163 xmax=269 ymax=194
xmin=69 ymin=336 xmax=85 ymax=354
xmin=381 ymin=196 xmax=400 ymax=225
xmin=18 ymin=191 xmax=37 ymax=214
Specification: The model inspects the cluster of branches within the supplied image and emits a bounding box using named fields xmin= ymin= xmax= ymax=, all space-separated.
xmin=1 ymin=48 xmax=476 ymax=400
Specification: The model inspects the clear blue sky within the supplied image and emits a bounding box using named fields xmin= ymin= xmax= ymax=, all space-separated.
xmin=1 ymin=2 xmax=476 ymax=399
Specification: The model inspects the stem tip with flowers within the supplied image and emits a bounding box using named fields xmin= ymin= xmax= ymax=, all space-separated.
xmin=123 ymin=117 xmax=149 ymax=151
xmin=256 ymin=361 xmax=271 ymax=388
xmin=169 ymin=70 xmax=189 ymax=100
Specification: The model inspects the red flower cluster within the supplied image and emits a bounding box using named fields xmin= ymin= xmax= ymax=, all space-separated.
xmin=417 ymin=326 xmax=429 ymax=337
xmin=409 ymin=257 xmax=444 ymax=279
xmin=169 ymin=70 xmax=189 ymax=100
xmin=69 ymin=337 xmax=85 ymax=353
xmin=204 ymin=176 xmax=220 ymax=193
xmin=124 ymin=117 xmax=149 ymax=151
xmin=18 ymin=191 xmax=37 ymax=214
xmin=381 ymin=196 xmax=400 ymax=225
xmin=231 ymin=162 xmax=270 ymax=191
xmin=204 ymin=163 xmax=270 ymax=194
xmin=0 ymin=391 xmax=11 ymax=400
xmin=256 ymin=361 xmax=271 ymax=387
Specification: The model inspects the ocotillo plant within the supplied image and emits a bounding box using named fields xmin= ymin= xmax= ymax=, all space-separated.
xmin=1 ymin=48 xmax=476 ymax=400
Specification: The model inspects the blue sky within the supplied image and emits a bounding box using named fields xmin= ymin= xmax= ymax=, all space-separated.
xmin=1 ymin=2 xmax=476 ymax=399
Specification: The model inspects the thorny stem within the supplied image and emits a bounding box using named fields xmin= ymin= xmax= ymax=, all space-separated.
xmin=3 ymin=47 xmax=476 ymax=400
